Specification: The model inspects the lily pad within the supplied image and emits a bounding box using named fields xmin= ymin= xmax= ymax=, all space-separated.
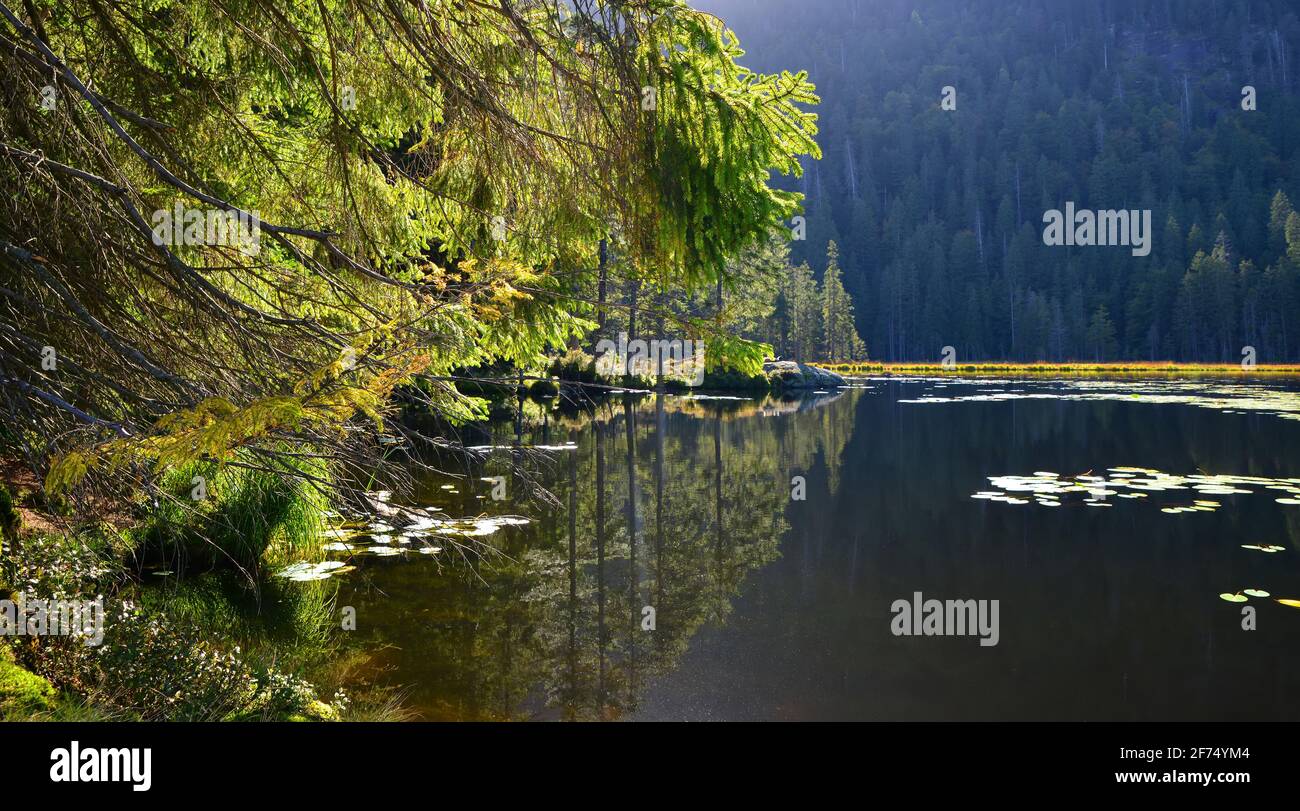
xmin=276 ymin=561 xmax=349 ymax=581
xmin=1241 ymin=544 xmax=1286 ymax=553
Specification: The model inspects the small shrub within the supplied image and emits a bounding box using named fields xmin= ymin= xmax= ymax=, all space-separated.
xmin=548 ymin=348 xmax=596 ymax=383
xmin=23 ymin=599 xmax=328 ymax=721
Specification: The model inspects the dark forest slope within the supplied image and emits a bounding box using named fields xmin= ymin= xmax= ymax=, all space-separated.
xmin=697 ymin=0 xmax=1300 ymax=362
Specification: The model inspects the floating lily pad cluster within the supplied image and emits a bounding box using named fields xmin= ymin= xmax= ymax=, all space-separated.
xmin=307 ymin=489 xmax=533 ymax=565
xmin=273 ymin=484 xmax=538 ymax=582
xmin=1218 ymin=589 xmax=1300 ymax=609
xmin=275 ymin=561 xmax=355 ymax=582
xmin=1219 ymin=588 xmax=1270 ymax=602
xmin=899 ymin=377 xmax=1300 ymax=422
xmin=973 ymin=468 xmax=1300 ymax=514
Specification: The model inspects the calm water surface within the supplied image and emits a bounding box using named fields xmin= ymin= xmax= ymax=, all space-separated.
xmin=336 ymin=377 xmax=1300 ymax=720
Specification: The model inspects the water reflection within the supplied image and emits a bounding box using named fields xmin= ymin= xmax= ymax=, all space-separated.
xmin=334 ymin=378 xmax=1300 ymax=721
xmin=334 ymin=391 xmax=851 ymax=719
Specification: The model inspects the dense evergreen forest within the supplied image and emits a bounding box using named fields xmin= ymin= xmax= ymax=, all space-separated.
xmin=698 ymin=0 xmax=1300 ymax=362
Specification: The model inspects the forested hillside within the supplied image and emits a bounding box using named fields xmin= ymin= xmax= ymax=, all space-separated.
xmin=698 ymin=0 xmax=1300 ymax=362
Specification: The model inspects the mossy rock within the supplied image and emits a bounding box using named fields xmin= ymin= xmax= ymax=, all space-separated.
xmin=282 ymin=700 xmax=339 ymax=722
xmin=305 ymin=699 xmax=339 ymax=721
xmin=763 ymin=360 xmax=846 ymax=390
xmin=0 ymin=646 xmax=58 ymax=718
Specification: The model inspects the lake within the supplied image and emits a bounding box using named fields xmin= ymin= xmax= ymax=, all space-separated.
xmin=333 ymin=376 xmax=1300 ymax=720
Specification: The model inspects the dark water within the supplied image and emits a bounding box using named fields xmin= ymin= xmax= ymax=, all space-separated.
xmin=336 ymin=377 xmax=1300 ymax=720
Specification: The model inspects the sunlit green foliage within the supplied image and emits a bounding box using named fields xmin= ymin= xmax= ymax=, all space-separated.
xmin=1 ymin=0 xmax=819 ymax=512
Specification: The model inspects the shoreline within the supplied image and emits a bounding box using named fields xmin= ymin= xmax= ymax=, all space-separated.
xmin=823 ymin=361 xmax=1300 ymax=377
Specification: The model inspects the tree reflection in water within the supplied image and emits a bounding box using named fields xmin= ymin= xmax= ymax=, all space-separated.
xmin=335 ymin=390 xmax=856 ymax=720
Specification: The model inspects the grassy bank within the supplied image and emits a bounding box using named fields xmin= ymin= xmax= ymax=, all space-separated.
xmin=0 ymin=467 xmax=398 ymax=722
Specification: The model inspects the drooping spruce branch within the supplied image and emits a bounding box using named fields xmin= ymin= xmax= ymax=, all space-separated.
xmin=0 ymin=0 xmax=818 ymax=518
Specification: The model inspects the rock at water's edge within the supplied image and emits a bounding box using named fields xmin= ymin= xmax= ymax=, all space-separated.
xmin=763 ymin=360 xmax=846 ymax=389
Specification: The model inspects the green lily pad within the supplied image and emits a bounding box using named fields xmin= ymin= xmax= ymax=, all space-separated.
xmin=276 ymin=561 xmax=349 ymax=581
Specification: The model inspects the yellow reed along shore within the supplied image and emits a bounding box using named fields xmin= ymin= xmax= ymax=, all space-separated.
xmin=821 ymin=361 xmax=1300 ymax=378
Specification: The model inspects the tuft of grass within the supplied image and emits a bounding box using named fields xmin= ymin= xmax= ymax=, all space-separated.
xmin=137 ymin=449 xmax=328 ymax=573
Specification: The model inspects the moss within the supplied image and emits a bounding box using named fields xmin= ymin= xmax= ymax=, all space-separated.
xmin=0 ymin=644 xmax=58 ymax=718
xmin=281 ymin=700 xmax=341 ymax=721
xmin=302 ymin=699 xmax=339 ymax=721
